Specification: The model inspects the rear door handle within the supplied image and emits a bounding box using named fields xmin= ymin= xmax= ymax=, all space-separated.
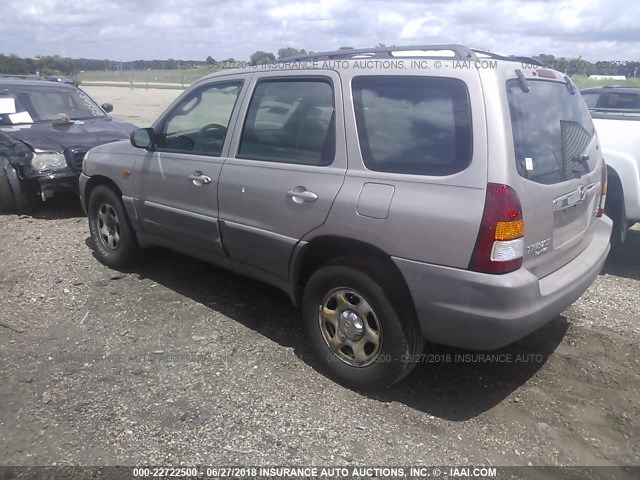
xmin=189 ymin=171 xmax=212 ymax=185
xmin=287 ymin=187 xmax=318 ymax=203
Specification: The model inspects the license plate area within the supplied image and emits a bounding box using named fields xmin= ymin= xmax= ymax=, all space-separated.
xmin=553 ymin=185 xmax=597 ymax=249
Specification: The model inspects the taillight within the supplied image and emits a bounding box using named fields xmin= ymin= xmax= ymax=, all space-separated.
xmin=470 ymin=184 xmax=524 ymax=274
xmin=596 ymin=162 xmax=607 ymax=217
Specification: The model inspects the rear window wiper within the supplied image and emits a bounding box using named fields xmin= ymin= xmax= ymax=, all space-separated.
xmin=71 ymin=115 xmax=106 ymax=120
xmin=515 ymin=69 xmax=529 ymax=93
xmin=564 ymin=75 xmax=575 ymax=95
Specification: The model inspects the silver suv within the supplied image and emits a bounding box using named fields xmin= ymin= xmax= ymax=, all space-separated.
xmin=80 ymin=45 xmax=612 ymax=388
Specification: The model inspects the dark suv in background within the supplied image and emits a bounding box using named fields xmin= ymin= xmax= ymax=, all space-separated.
xmin=0 ymin=79 xmax=136 ymax=213
xmin=581 ymin=86 xmax=640 ymax=111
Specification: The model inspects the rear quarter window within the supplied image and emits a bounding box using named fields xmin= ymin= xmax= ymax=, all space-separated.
xmin=352 ymin=76 xmax=472 ymax=176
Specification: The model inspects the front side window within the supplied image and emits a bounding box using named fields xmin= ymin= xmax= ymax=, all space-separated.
xmin=157 ymin=81 xmax=242 ymax=156
xmin=507 ymin=80 xmax=596 ymax=184
xmin=580 ymin=92 xmax=600 ymax=109
xmin=352 ymin=76 xmax=472 ymax=176
xmin=238 ymin=79 xmax=336 ymax=166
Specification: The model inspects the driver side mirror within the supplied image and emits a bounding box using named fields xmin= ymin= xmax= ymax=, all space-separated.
xmin=130 ymin=128 xmax=154 ymax=149
xmin=101 ymin=103 xmax=114 ymax=113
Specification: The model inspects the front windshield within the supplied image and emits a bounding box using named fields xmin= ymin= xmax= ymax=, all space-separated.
xmin=0 ymin=87 xmax=106 ymax=125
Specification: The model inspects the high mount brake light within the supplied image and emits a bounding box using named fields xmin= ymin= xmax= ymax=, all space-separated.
xmin=470 ymin=184 xmax=524 ymax=274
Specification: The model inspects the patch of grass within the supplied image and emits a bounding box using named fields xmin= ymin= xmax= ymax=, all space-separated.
xmin=77 ymin=68 xmax=217 ymax=86
xmin=571 ymin=74 xmax=640 ymax=89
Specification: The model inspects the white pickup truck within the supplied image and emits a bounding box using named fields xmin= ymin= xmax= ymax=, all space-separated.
xmin=581 ymin=87 xmax=640 ymax=245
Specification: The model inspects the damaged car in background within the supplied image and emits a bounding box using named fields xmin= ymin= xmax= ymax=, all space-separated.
xmin=0 ymin=79 xmax=136 ymax=213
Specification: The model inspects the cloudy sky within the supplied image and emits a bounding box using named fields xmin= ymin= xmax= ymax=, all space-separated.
xmin=1 ymin=0 xmax=639 ymax=61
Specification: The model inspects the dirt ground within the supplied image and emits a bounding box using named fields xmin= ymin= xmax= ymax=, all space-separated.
xmin=0 ymin=87 xmax=639 ymax=469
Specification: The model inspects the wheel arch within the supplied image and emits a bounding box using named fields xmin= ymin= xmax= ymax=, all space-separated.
xmin=1 ymin=157 xmax=37 ymax=213
xmin=291 ymin=235 xmax=414 ymax=310
xmin=84 ymin=175 xmax=141 ymax=236
xmin=604 ymin=153 xmax=640 ymax=222
xmin=83 ymin=175 xmax=124 ymax=205
xmin=607 ymin=164 xmax=623 ymax=195
xmin=0 ymin=158 xmax=18 ymax=213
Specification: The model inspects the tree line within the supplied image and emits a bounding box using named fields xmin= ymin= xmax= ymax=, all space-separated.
xmin=0 ymin=54 xmax=223 ymax=76
xmin=0 ymin=47 xmax=333 ymax=75
xmin=532 ymin=54 xmax=639 ymax=78
xmin=1 ymin=49 xmax=638 ymax=77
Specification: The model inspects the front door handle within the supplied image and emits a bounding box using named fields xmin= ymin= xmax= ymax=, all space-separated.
xmin=189 ymin=171 xmax=212 ymax=186
xmin=287 ymin=187 xmax=318 ymax=203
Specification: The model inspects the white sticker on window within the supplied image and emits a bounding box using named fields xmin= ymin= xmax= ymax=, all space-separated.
xmin=0 ymin=97 xmax=16 ymax=114
xmin=525 ymin=157 xmax=534 ymax=171
xmin=8 ymin=111 xmax=33 ymax=124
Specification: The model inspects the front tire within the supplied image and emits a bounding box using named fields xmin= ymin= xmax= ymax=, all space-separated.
xmin=302 ymin=258 xmax=424 ymax=389
xmin=0 ymin=161 xmax=38 ymax=214
xmin=0 ymin=164 xmax=17 ymax=213
xmin=87 ymin=185 xmax=140 ymax=269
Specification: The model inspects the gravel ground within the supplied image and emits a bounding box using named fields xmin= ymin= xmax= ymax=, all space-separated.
xmin=0 ymin=87 xmax=638 ymax=468
xmin=1 ymin=200 xmax=638 ymax=468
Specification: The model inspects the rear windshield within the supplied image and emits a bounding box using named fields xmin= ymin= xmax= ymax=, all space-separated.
xmin=352 ymin=76 xmax=472 ymax=176
xmin=599 ymin=92 xmax=640 ymax=110
xmin=507 ymin=79 xmax=596 ymax=184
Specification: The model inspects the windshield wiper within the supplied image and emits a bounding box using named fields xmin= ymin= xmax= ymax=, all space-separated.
xmin=564 ymin=75 xmax=576 ymax=95
xmin=71 ymin=115 xmax=106 ymax=120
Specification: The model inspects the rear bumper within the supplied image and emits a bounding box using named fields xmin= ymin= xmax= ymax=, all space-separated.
xmin=393 ymin=216 xmax=612 ymax=350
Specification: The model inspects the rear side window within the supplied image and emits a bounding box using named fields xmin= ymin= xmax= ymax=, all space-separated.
xmin=602 ymin=92 xmax=640 ymax=109
xmin=238 ymin=79 xmax=336 ymax=166
xmin=352 ymin=76 xmax=472 ymax=176
xmin=507 ymin=80 xmax=596 ymax=184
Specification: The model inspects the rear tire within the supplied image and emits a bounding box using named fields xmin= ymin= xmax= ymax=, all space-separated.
xmin=302 ymin=258 xmax=424 ymax=389
xmin=87 ymin=185 xmax=140 ymax=269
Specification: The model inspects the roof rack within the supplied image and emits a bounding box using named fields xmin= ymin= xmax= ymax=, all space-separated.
xmin=282 ymin=44 xmax=480 ymax=63
xmin=471 ymin=49 xmax=543 ymax=66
